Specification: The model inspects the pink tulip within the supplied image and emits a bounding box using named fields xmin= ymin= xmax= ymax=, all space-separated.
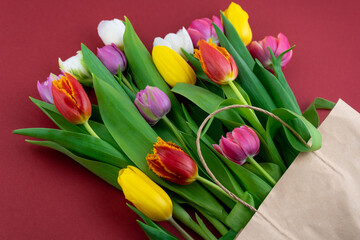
xmin=248 ymin=33 xmax=292 ymax=70
xmin=213 ymin=126 xmax=260 ymax=165
xmin=187 ymin=16 xmax=224 ymax=47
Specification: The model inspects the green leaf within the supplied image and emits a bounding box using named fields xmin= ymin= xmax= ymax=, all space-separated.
xmin=303 ymin=98 xmax=335 ymax=127
xmin=195 ymin=214 xmax=218 ymax=240
xmin=219 ymin=229 xmax=238 ymax=240
xmin=25 ymin=140 xmax=121 ymax=189
xmin=213 ymin=24 xmax=276 ymax=111
xmin=267 ymin=108 xmax=322 ymax=152
xmin=137 ymin=221 xmax=178 ymax=240
xmin=253 ymin=60 xmax=301 ymax=114
xmin=220 ymin=11 xmax=254 ymax=69
xmin=224 ymin=192 xmax=255 ymax=231
xmin=123 ymin=17 xmax=189 ymax=133
xmin=172 ymin=83 xmax=244 ymax=127
xmin=93 ymin=75 xmax=229 ymax=222
xmin=243 ymin=162 xmax=282 ymax=182
xmin=13 ymin=128 xmax=131 ymax=168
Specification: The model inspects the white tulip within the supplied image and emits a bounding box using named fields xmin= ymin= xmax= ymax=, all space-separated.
xmin=59 ymin=51 xmax=92 ymax=86
xmin=97 ymin=19 xmax=125 ymax=49
xmin=153 ymin=27 xmax=194 ymax=59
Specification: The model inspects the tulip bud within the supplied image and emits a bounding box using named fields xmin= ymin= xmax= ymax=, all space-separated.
xmin=118 ymin=166 xmax=173 ymax=221
xmin=248 ymin=33 xmax=293 ymax=70
xmin=52 ymin=73 xmax=92 ymax=124
xmin=153 ymin=27 xmax=194 ymax=59
xmin=223 ymin=2 xmax=252 ymax=46
xmin=146 ymin=137 xmax=198 ymax=185
xmin=187 ymin=16 xmax=224 ymax=46
xmin=97 ymin=43 xmax=127 ymax=75
xmin=194 ymin=39 xmax=238 ymax=85
xmin=37 ymin=73 xmax=59 ymax=104
xmin=134 ymin=86 xmax=171 ymax=125
xmin=97 ymin=18 xmax=126 ymax=49
xmin=213 ymin=126 xmax=260 ymax=165
xmin=152 ymin=46 xmax=196 ymax=87
xmin=58 ymin=51 xmax=92 ymax=86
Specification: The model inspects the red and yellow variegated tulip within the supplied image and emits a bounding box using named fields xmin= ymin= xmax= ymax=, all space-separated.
xmin=146 ymin=137 xmax=198 ymax=185
xmin=194 ymin=39 xmax=238 ymax=85
xmin=52 ymin=73 xmax=91 ymax=124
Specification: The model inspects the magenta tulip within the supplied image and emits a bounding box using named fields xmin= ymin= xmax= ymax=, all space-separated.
xmin=97 ymin=43 xmax=127 ymax=75
xmin=37 ymin=73 xmax=61 ymax=104
xmin=187 ymin=16 xmax=224 ymax=46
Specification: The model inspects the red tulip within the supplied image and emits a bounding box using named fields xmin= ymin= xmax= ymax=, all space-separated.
xmin=52 ymin=73 xmax=91 ymax=124
xmin=194 ymin=39 xmax=238 ymax=85
xmin=146 ymin=137 xmax=198 ymax=185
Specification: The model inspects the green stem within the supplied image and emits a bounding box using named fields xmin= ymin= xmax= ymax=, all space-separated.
xmin=228 ymin=81 xmax=265 ymax=134
xmin=168 ymin=217 xmax=194 ymax=240
xmin=162 ymin=116 xmax=192 ymax=156
xmin=83 ymin=121 xmax=100 ymax=139
xmin=121 ymin=73 xmax=136 ymax=93
xmin=247 ymin=157 xmax=276 ymax=186
xmin=197 ymin=176 xmax=235 ymax=202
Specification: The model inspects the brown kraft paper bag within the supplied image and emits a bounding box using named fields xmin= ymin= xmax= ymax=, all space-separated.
xmin=236 ymin=99 xmax=360 ymax=240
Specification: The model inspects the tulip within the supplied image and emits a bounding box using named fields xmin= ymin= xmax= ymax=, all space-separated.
xmin=194 ymin=39 xmax=238 ymax=85
xmin=118 ymin=166 xmax=173 ymax=221
xmin=187 ymin=16 xmax=224 ymax=46
xmin=37 ymin=73 xmax=59 ymax=104
xmin=153 ymin=27 xmax=194 ymax=59
xmin=248 ymin=33 xmax=293 ymax=70
xmin=58 ymin=51 xmax=92 ymax=86
xmin=152 ymin=46 xmax=196 ymax=87
xmin=51 ymin=73 xmax=91 ymax=125
xmin=146 ymin=137 xmax=198 ymax=185
xmin=213 ymin=126 xmax=259 ymax=165
xmin=214 ymin=126 xmax=276 ymax=186
xmin=223 ymin=2 xmax=252 ymax=46
xmin=97 ymin=18 xmax=125 ymax=49
xmin=97 ymin=43 xmax=127 ymax=75
xmin=134 ymin=86 xmax=171 ymax=125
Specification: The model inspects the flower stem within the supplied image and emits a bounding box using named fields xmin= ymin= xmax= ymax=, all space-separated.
xmin=196 ymin=176 xmax=234 ymax=202
xmin=228 ymin=81 xmax=265 ymax=134
xmin=83 ymin=121 xmax=100 ymax=139
xmin=168 ymin=217 xmax=194 ymax=240
xmin=247 ymin=157 xmax=276 ymax=186
xmin=162 ymin=116 xmax=191 ymax=156
xmin=121 ymin=73 xmax=136 ymax=93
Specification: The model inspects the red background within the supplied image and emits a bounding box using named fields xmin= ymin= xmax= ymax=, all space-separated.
xmin=1 ymin=0 xmax=360 ymax=239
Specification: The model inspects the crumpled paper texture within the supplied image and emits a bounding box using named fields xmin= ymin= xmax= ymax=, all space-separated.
xmin=237 ymin=99 xmax=360 ymax=240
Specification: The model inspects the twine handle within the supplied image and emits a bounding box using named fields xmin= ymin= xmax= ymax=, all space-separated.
xmin=196 ymin=104 xmax=309 ymax=212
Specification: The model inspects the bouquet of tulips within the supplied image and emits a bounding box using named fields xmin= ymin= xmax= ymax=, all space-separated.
xmin=14 ymin=2 xmax=335 ymax=239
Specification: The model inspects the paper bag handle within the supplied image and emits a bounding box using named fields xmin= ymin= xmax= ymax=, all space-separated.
xmin=195 ymin=104 xmax=309 ymax=212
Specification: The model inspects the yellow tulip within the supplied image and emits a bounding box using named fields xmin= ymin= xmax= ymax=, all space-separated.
xmin=152 ymin=46 xmax=196 ymax=87
xmin=117 ymin=166 xmax=173 ymax=221
xmin=223 ymin=2 xmax=252 ymax=46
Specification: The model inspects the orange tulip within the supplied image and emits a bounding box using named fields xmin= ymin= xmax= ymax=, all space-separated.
xmin=194 ymin=39 xmax=238 ymax=85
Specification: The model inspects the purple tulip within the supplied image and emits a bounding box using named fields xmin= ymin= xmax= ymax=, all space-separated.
xmin=187 ymin=16 xmax=224 ymax=47
xmin=134 ymin=86 xmax=171 ymax=126
xmin=97 ymin=43 xmax=127 ymax=75
xmin=213 ymin=126 xmax=260 ymax=165
xmin=248 ymin=33 xmax=293 ymax=70
xmin=37 ymin=73 xmax=59 ymax=104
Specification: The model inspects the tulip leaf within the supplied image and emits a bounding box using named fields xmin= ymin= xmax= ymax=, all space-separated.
xmin=253 ymin=60 xmax=301 ymax=114
xmin=172 ymin=83 xmax=244 ymax=127
xmin=219 ymin=230 xmax=238 ymax=240
xmin=93 ymin=75 xmax=229 ymax=222
xmin=243 ymin=162 xmax=282 ymax=182
xmin=213 ymin=24 xmax=277 ymax=111
xmin=303 ymin=97 xmax=335 ymax=128
xmin=137 ymin=221 xmax=178 ymax=240
xmin=220 ymin=12 xmax=255 ymax=69
xmin=13 ymin=128 xmax=132 ymax=168
xmin=123 ymin=18 xmax=189 ymax=133
xmin=195 ymin=214 xmax=218 ymax=240
xmin=222 ymin=82 xmax=251 ymax=105
xmin=224 ymin=191 xmax=255 ymax=231
xmin=266 ymin=108 xmax=322 ymax=152
xmin=25 ymin=140 xmax=121 ymax=189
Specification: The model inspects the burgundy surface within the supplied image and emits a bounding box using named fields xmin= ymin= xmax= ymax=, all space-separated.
xmin=1 ymin=0 xmax=360 ymax=239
